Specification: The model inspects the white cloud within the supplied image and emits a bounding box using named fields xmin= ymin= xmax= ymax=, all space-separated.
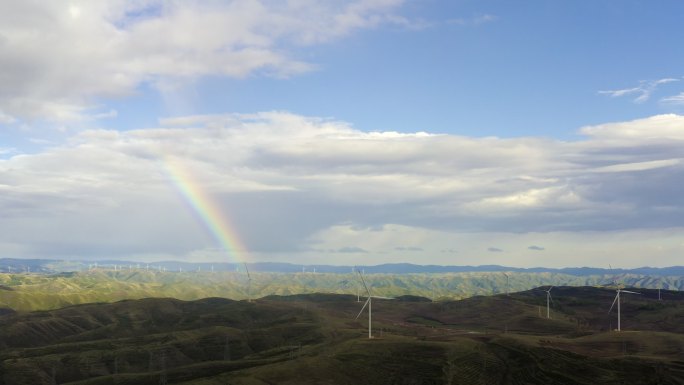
xmin=447 ymin=14 xmax=498 ymax=26
xmin=580 ymin=114 xmax=684 ymax=140
xmin=0 ymin=111 xmax=16 ymax=124
xmin=662 ymin=92 xmax=684 ymax=105
xmin=592 ymin=159 xmax=682 ymax=173
xmin=0 ymin=0 xmax=406 ymax=122
xmin=2 ymin=112 xmax=684 ymax=266
xmin=307 ymin=224 xmax=684 ymax=267
xmin=599 ymin=78 xmax=680 ymax=103
xmin=464 ymin=186 xmax=583 ymax=211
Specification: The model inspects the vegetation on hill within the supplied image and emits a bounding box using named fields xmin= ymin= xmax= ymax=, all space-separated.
xmin=0 ymin=269 xmax=682 ymax=312
xmin=1 ymin=287 xmax=683 ymax=384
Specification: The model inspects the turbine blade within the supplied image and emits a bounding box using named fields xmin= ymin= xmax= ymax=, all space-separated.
xmin=621 ymin=290 xmax=641 ymax=295
xmin=548 ymin=293 xmax=555 ymax=306
xmin=371 ymin=296 xmax=395 ymax=300
xmin=608 ymin=293 xmax=618 ymax=313
xmin=243 ymin=263 xmax=251 ymax=280
xmin=358 ymin=271 xmax=372 ymax=296
xmin=355 ymin=298 xmax=371 ymax=320
xmin=548 ymin=286 xmax=554 ymax=292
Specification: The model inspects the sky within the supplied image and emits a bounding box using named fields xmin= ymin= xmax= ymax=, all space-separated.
xmin=1 ymin=0 xmax=684 ymax=268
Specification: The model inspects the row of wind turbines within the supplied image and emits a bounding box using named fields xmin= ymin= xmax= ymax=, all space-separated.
xmin=352 ymin=270 xmax=655 ymax=339
xmin=540 ymin=280 xmax=643 ymax=332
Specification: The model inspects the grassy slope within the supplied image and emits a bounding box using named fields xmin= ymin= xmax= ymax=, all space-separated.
xmin=1 ymin=288 xmax=684 ymax=384
xmin=1 ymin=270 xmax=683 ymax=312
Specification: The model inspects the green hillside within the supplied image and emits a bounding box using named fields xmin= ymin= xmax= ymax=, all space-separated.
xmin=1 ymin=287 xmax=683 ymax=384
xmin=1 ymin=269 xmax=682 ymax=312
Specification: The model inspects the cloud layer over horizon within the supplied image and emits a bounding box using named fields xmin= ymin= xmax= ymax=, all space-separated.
xmin=1 ymin=1 xmax=684 ymax=268
xmin=2 ymin=112 xmax=683 ymax=267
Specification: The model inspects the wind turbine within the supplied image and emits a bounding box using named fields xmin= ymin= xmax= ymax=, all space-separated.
xmin=657 ymin=277 xmax=661 ymax=301
xmin=656 ymin=277 xmax=662 ymax=301
xmin=608 ymin=287 xmax=641 ymax=331
xmin=606 ymin=264 xmax=618 ymax=287
xmin=503 ymin=273 xmax=509 ymax=296
xmin=243 ymin=263 xmax=252 ymax=302
xmin=355 ymin=271 xmax=393 ymax=339
xmin=352 ymin=266 xmax=360 ymax=302
xmin=545 ymin=286 xmax=554 ymax=319
xmin=424 ymin=276 xmax=438 ymax=301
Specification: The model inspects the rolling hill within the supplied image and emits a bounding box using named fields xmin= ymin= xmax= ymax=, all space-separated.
xmin=1 ymin=286 xmax=683 ymax=384
xmin=1 ymin=268 xmax=683 ymax=312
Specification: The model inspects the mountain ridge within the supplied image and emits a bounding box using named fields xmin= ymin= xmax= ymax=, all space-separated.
xmin=2 ymin=258 xmax=684 ymax=276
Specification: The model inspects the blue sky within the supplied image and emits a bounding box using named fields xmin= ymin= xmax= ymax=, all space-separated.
xmin=88 ymin=0 xmax=684 ymax=138
xmin=1 ymin=1 xmax=684 ymax=267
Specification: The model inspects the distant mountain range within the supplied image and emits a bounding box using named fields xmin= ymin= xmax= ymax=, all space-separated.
xmin=2 ymin=258 xmax=684 ymax=276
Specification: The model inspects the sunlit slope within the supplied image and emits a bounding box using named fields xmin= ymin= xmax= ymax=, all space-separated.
xmin=0 ymin=269 xmax=683 ymax=312
xmin=1 ymin=290 xmax=684 ymax=384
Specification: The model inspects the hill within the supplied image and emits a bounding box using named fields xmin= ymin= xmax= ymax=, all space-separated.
xmin=1 ymin=287 xmax=683 ymax=384
xmin=1 ymin=268 xmax=683 ymax=312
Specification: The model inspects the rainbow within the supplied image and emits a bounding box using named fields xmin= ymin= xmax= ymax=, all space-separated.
xmin=161 ymin=156 xmax=247 ymax=263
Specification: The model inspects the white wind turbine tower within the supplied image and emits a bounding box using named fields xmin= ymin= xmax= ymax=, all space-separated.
xmin=503 ymin=273 xmax=510 ymax=296
xmin=656 ymin=277 xmax=663 ymax=301
xmin=355 ymin=271 xmax=393 ymax=339
xmin=658 ymin=280 xmax=661 ymax=301
xmin=352 ymin=266 xmax=360 ymax=302
xmin=608 ymin=287 xmax=641 ymax=331
xmin=545 ymin=286 xmax=554 ymax=319
xmin=243 ymin=263 xmax=252 ymax=302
